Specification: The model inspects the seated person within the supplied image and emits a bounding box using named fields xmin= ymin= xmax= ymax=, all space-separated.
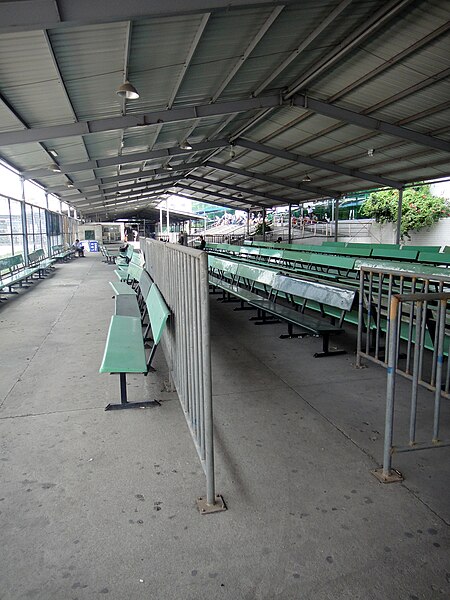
xmin=275 ymin=236 xmax=282 ymax=243
xmin=199 ymin=235 xmax=206 ymax=250
xmin=72 ymin=239 xmax=84 ymax=257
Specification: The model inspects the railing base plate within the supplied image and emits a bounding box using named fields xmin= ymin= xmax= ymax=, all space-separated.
xmin=105 ymin=400 xmax=161 ymax=411
xmin=197 ymin=494 xmax=227 ymax=514
xmin=371 ymin=467 xmax=403 ymax=483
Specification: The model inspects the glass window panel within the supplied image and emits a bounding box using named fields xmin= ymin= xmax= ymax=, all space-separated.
xmin=48 ymin=195 xmax=61 ymax=213
xmin=0 ymin=196 xmax=11 ymax=234
xmin=10 ymin=199 xmax=23 ymax=233
xmin=40 ymin=209 xmax=47 ymax=234
xmin=27 ymin=234 xmax=37 ymax=253
xmin=0 ymin=162 xmax=22 ymax=200
xmin=26 ymin=204 xmax=34 ymax=234
xmin=0 ymin=235 xmax=13 ymax=258
xmin=12 ymin=235 xmax=24 ymax=257
xmin=33 ymin=206 xmax=41 ymax=234
xmin=24 ymin=180 xmax=47 ymax=208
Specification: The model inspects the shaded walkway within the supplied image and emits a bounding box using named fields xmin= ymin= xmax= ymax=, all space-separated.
xmin=0 ymin=253 xmax=448 ymax=599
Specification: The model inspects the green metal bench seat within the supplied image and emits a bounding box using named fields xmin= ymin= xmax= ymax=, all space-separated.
xmin=0 ymin=254 xmax=41 ymax=297
xmin=100 ymin=281 xmax=170 ymax=411
xmin=247 ymin=274 xmax=356 ymax=357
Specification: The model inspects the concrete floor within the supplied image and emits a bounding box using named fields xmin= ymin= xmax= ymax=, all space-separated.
xmin=0 ymin=253 xmax=449 ymax=600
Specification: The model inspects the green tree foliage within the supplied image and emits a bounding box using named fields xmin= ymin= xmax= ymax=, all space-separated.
xmin=361 ymin=185 xmax=450 ymax=239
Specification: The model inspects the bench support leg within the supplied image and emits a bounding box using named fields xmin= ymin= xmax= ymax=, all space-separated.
xmin=280 ymin=323 xmax=308 ymax=339
xmin=105 ymin=373 xmax=161 ymax=411
xmin=313 ymin=334 xmax=347 ymax=358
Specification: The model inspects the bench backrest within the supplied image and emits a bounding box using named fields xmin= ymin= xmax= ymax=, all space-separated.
xmin=418 ymin=251 xmax=450 ymax=266
xmin=29 ymin=249 xmax=45 ymax=263
xmin=272 ymin=274 xmax=356 ymax=310
xmin=208 ymin=255 xmax=239 ymax=276
xmin=308 ymin=253 xmax=356 ymax=271
xmin=146 ymin=284 xmax=170 ymax=344
xmin=139 ymin=270 xmax=153 ymax=299
xmin=239 ymin=246 xmax=260 ymax=257
xmin=371 ymin=247 xmax=418 ymax=261
xmin=354 ymin=258 xmax=450 ymax=277
xmin=401 ymin=245 xmax=441 ymax=252
xmin=0 ymin=254 xmax=24 ymax=275
xmin=281 ymin=250 xmax=311 ymax=263
xmin=236 ymin=263 xmax=277 ymax=287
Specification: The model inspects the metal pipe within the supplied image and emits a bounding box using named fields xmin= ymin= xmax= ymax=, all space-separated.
xmin=288 ymin=204 xmax=292 ymax=243
xmin=409 ymin=300 xmax=422 ymax=445
xmin=432 ymin=299 xmax=446 ymax=442
xmin=382 ymin=295 xmax=399 ymax=478
xmin=334 ymin=196 xmax=339 ymax=242
xmin=395 ymin=187 xmax=403 ymax=244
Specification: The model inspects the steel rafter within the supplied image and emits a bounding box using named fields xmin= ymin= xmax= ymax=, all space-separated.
xmin=0 ymin=95 xmax=283 ymax=147
xmin=187 ymin=174 xmax=294 ymax=204
xmin=205 ymin=160 xmax=336 ymax=197
xmin=211 ymin=5 xmax=284 ymax=102
xmin=175 ymin=183 xmax=273 ymax=209
xmin=235 ymin=139 xmax=402 ymax=188
xmin=22 ymin=139 xmax=229 ymax=179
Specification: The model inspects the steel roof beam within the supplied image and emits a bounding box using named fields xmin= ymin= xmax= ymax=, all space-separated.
xmin=172 ymin=191 xmax=247 ymax=212
xmin=175 ymin=183 xmax=273 ymax=209
xmin=205 ymin=160 xmax=337 ymax=197
xmin=0 ymin=95 xmax=282 ymax=147
xmin=236 ymin=138 xmax=401 ymax=189
xmin=187 ymin=174 xmax=292 ymax=204
xmin=47 ymin=162 xmax=206 ymax=193
xmin=292 ymin=95 xmax=450 ymax=154
xmin=22 ymin=139 xmax=228 ymax=179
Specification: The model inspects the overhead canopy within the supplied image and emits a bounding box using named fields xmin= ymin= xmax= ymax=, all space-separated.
xmin=0 ymin=0 xmax=449 ymax=220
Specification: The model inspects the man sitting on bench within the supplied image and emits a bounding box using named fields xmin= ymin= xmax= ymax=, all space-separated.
xmin=72 ymin=239 xmax=85 ymax=257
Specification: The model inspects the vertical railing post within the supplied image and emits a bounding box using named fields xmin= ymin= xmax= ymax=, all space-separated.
xmin=288 ymin=204 xmax=292 ymax=243
xmin=334 ymin=196 xmax=339 ymax=242
xmin=432 ymin=299 xmax=446 ymax=443
xmin=395 ymin=187 xmax=403 ymax=245
xmin=373 ymin=295 xmax=403 ymax=482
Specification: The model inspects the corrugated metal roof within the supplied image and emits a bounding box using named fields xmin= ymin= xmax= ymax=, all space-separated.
xmin=0 ymin=0 xmax=448 ymax=216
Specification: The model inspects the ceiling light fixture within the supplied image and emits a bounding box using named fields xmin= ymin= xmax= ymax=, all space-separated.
xmin=180 ymin=140 xmax=193 ymax=150
xmin=116 ymin=80 xmax=140 ymax=100
xmin=49 ymin=163 xmax=62 ymax=173
xmin=48 ymin=149 xmax=58 ymax=158
xmin=229 ymin=145 xmax=236 ymax=160
xmin=367 ymin=148 xmax=374 ymax=157
xmin=66 ymin=182 xmax=74 ymax=189
xmin=165 ymin=164 xmax=173 ymax=171
xmin=302 ymin=174 xmax=311 ymax=182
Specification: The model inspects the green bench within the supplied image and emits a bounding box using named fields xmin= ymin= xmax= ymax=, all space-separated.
xmin=28 ymin=249 xmax=56 ymax=276
xmin=209 ymin=256 xmax=356 ymax=356
xmin=100 ymin=282 xmax=170 ymax=410
xmin=52 ymin=244 xmax=76 ymax=261
xmin=100 ymin=245 xmax=119 ymax=264
xmin=247 ymin=273 xmax=356 ymax=357
xmin=114 ymin=250 xmax=144 ymax=282
xmin=418 ymin=251 xmax=450 ymax=267
xmin=0 ymin=254 xmax=41 ymax=297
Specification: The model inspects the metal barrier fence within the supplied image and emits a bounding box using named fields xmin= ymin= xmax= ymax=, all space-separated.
xmin=142 ymin=239 xmax=225 ymax=513
xmin=356 ymin=265 xmax=450 ymax=481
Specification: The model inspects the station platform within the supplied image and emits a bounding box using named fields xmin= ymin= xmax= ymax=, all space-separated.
xmin=0 ymin=253 xmax=449 ymax=600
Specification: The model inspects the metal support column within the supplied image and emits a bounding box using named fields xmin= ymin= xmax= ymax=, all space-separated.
xmin=159 ymin=207 xmax=163 ymax=239
xmin=247 ymin=209 xmax=250 ymax=236
xmin=262 ymin=208 xmax=266 ymax=241
xmin=395 ymin=187 xmax=403 ymax=245
xmin=334 ymin=196 xmax=340 ymax=242
xmin=288 ymin=204 xmax=292 ymax=243
xmin=166 ymin=200 xmax=170 ymax=239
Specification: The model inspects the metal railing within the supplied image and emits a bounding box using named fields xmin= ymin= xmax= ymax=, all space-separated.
xmin=356 ymin=265 xmax=450 ymax=480
xmin=374 ymin=292 xmax=450 ymax=482
xmin=142 ymin=239 xmax=225 ymax=513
